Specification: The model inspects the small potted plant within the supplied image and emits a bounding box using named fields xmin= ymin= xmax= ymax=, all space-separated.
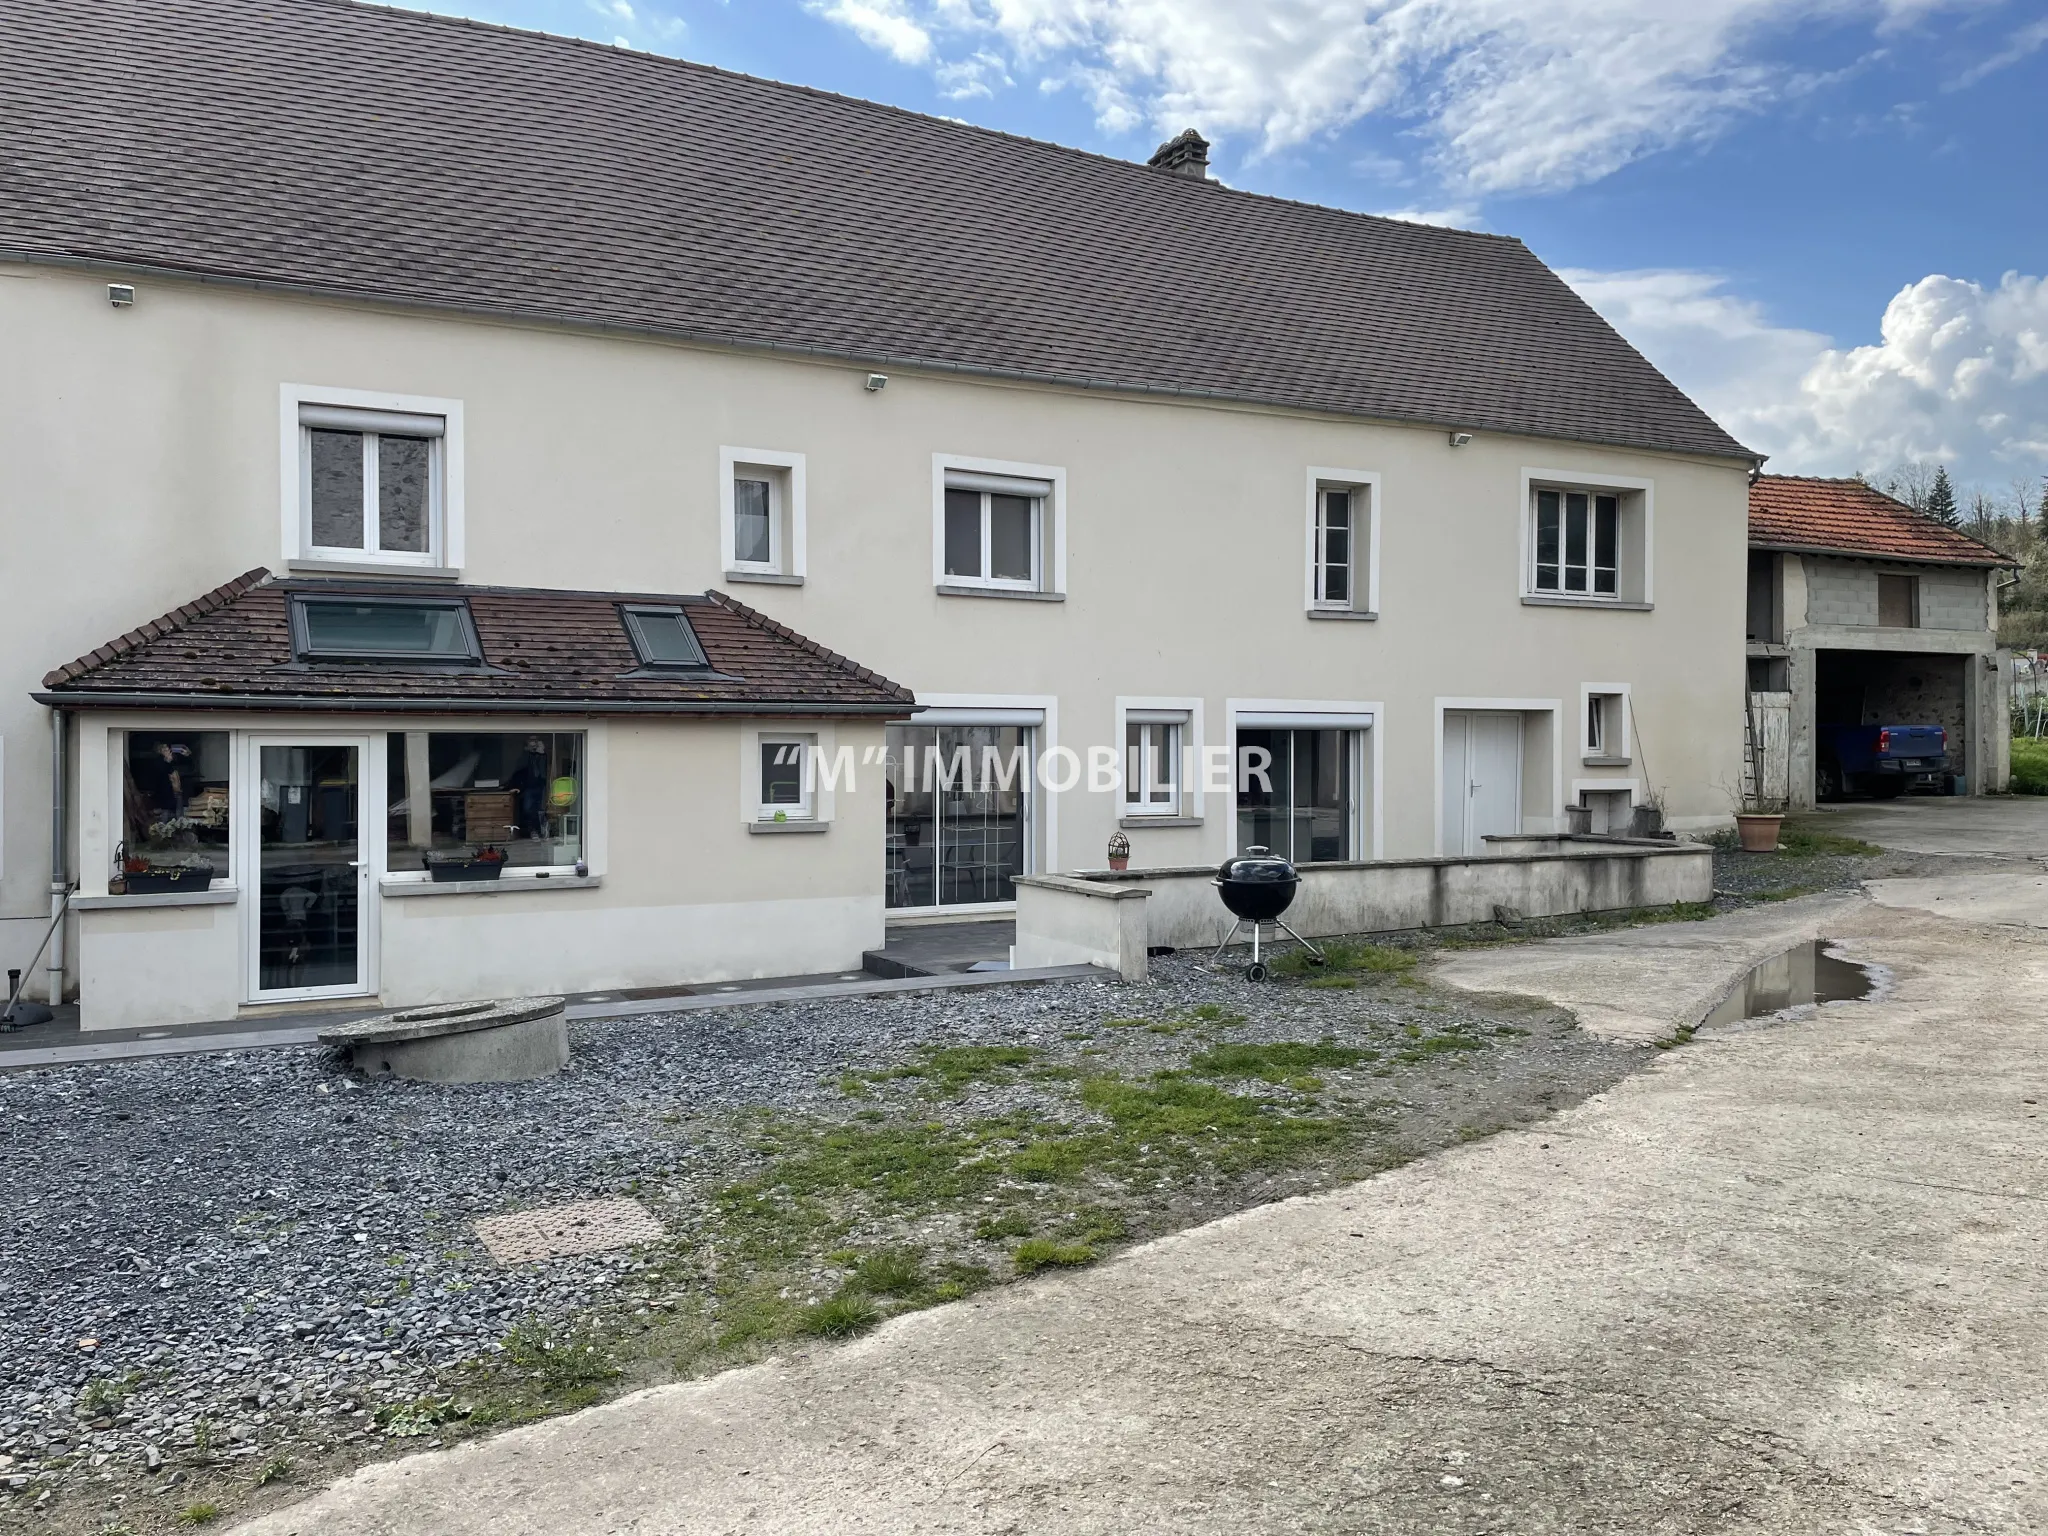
xmin=1107 ymin=829 xmax=1131 ymax=872
xmin=115 ymin=838 xmax=216 ymax=894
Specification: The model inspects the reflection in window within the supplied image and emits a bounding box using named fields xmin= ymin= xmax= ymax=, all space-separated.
xmin=120 ymin=730 xmax=230 ymax=879
xmin=885 ymin=724 xmax=1030 ymax=907
xmin=293 ymin=598 xmax=479 ymax=661
xmin=758 ymin=736 xmax=814 ymax=819
xmin=386 ymin=731 xmax=584 ymax=871
xmin=1235 ymin=728 xmax=1355 ymax=862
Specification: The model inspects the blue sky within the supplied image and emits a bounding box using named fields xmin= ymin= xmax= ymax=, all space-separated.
xmin=424 ymin=0 xmax=2045 ymax=501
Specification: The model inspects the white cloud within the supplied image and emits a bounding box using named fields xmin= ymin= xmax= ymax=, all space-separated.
xmin=809 ymin=0 xmax=1981 ymax=194
xmin=809 ymin=0 xmax=933 ymax=64
xmin=1565 ymin=266 xmax=2048 ymax=484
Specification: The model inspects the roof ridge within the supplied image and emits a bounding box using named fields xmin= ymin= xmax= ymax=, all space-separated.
xmin=703 ymin=589 xmax=915 ymax=704
xmin=41 ymin=568 xmax=272 ymax=690
xmin=316 ymin=0 xmax=1516 ymax=247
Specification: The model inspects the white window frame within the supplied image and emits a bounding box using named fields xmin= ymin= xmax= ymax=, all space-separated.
xmin=280 ymin=384 xmax=464 ymax=573
xmin=1115 ymin=700 xmax=1200 ymax=821
xmin=720 ymin=447 xmax=807 ymax=583
xmin=1224 ymin=699 xmax=1381 ymax=862
xmin=1303 ymin=468 xmax=1381 ymax=617
xmin=899 ymin=694 xmax=1057 ymax=903
xmin=932 ymin=455 xmax=1067 ymax=597
xmin=1581 ymin=683 xmax=1633 ymax=765
xmin=1519 ymin=468 xmax=1653 ymax=608
xmin=740 ymin=724 xmax=838 ymax=827
xmin=755 ymin=732 xmax=818 ymax=822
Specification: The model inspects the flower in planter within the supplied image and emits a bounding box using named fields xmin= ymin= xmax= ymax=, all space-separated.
xmin=475 ymin=845 xmax=508 ymax=864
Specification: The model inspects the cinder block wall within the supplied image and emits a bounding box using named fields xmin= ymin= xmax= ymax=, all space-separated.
xmin=1802 ymin=558 xmax=1988 ymax=632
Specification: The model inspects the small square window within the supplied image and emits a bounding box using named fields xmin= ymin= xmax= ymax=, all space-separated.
xmin=118 ymin=730 xmax=230 ymax=886
xmin=298 ymin=402 xmax=448 ymax=566
xmin=621 ymin=605 xmax=710 ymax=669
xmin=291 ymin=596 xmax=480 ymax=663
xmin=1585 ymin=692 xmax=1628 ymax=761
xmin=940 ymin=470 xmax=1050 ymax=589
xmin=758 ymin=736 xmax=816 ymax=820
xmin=722 ymin=451 xmax=804 ymax=581
xmin=1878 ymin=573 xmax=1919 ymax=628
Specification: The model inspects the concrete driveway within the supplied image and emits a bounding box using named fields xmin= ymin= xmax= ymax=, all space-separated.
xmin=1811 ymin=793 xmax=2048 ymax=858
xmin=239 ymin=888 xmax=2048 ymax=1536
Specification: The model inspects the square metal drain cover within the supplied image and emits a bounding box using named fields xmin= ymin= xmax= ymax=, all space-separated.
xmin=474 ymin=1197 xmax=665 ymax=1264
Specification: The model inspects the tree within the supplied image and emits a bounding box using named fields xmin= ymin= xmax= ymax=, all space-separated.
xmin=1925 ymin=465 xmax=1959 ymax=527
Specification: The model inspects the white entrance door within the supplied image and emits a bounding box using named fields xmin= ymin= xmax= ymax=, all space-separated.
xmin=243 ymin=736 xmax=375 ymax=1001
xmin=1441 ymin=711 xmax=1523 ymax=855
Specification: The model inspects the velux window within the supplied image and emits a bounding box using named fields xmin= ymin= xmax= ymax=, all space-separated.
xmin=290 ymin=596 xmax=480 ymax=663
xmin=943 ymin=471 xmax=1048 ymax=588
xmin=300 ymin=403 xmax=446 ymax=565
xmin=1534 ymin=488 xmax=1620 ymax=596
xmin=620 ymin=604 xmax=710 ymax=669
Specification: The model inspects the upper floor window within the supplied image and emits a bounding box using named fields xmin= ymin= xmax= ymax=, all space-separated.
xmin=720 ymin=448 xmax=806 ymax=584
xmin=1524 ymin=471 xmax=1651 ymax=606
xmin=282 ymin=386 xmax=463 ymax=572
xmin=1535 ymin=488 xmax=1618 ymax=595
xmin=933 ymin=458 xmax=1066 ymax=598
xmin=1304 ymin=469 xmax=1379 ymax=618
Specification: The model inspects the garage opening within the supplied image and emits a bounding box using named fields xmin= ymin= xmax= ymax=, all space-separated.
xmin=1813 ymin=650 xmax=1966 ymax=799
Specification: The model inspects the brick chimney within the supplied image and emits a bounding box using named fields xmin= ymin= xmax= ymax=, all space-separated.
xmin=1147 ymin=129 xmax=1210 ymax=180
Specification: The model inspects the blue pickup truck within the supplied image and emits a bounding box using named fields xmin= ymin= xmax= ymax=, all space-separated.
xmin=1816 ymin=724 xmax=1948 ymax=799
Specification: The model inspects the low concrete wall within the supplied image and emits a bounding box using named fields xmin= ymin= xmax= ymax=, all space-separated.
xmin=1051 ymin=840 xmax=1713 ymax=953
xmin=1012 ymin=875 xmax=1150 ymax=982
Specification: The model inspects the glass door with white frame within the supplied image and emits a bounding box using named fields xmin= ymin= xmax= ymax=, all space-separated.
xmin=884 ymin=724 xmax=1032 ymax=909
xmin=251 ymin=740 xmax=370 ymax=998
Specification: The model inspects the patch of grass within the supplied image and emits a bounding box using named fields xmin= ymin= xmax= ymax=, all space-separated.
xmin=373 ymin=1396 xmax=470 ymax=1438
xmin=78 ymin=1370 xmax=144 ymax=1417
xmin=892 ymin=1045 xmax=1039 ymax=1095
xmin=177 ymin=1506 xmax=222 ymax=1527
xmin=1393 ymin=1031 xmax=1489 ymax=1064
xmin=849 ymin=1248 xmax=925 ymax=1297
xmin=2013 ymin=736 xmax=2048 ymax=795
xmin=1188 ymin=1041 xmax=1372 ymax=1083
xmin=498 ymin=1321 xmax=621 ymax=1393
xmin=972 ymin=1210 xmax=1033 ymax=1242
xmin=1749 ymin=885 xmax=1821 ymax=903
xmin=1013 ymin=1238 xmax=1096 ymax=1273
xmin=1274 ymin=940 xmax=1417 ymax=978
xmin=251 ymin=1454 xmax=293 ymax=1487
xmin=800 ymin=1294 xmax=880 ymax=1338
xmin=1776 ymin=825 xmax=1883 ymax=857
xmin=1304 ymin=975 xmax=1357 ymax=989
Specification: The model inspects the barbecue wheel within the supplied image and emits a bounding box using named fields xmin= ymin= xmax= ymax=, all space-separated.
xmin=1245 ymin=962 xmax=1269 ymax=983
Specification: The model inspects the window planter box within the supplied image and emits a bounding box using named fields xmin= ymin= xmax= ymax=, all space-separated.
xmin=426 ymin=856 xmax=506 ymax=883
xmin=119 ymin=861 xmax=218 ymax=895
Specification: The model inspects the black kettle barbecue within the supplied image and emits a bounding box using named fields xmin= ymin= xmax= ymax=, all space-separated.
xmin=1210 ymin=846 xmax=1325 ymax=982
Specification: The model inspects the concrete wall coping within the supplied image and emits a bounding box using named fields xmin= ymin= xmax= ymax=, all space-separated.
xmin=75 ymin=886 xmax=240 ymax=910
xmin=1014 ymin=873 xmax=1152 ymax=901
xmin=1067 ymin=841 xmax=1709 ymax=884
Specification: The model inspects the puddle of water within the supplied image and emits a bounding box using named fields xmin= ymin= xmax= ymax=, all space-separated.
xmin=1700 ymin=940 xmax=1875 ymax=1030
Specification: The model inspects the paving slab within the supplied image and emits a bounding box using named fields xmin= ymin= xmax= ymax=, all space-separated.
xmin=1812 ymin=794 xmax=2048 ymax=857
xmin=234 ymin=880 xmax=2048 ymax=1536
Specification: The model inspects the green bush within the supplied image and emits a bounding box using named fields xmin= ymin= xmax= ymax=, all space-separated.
xmin=2012 ymin=736 xmax=2048 ymax=795
xmin=800 ymin=1294 xmax=880 ymax=1338
xmin=1012 ymin=1238 xmax=1096 ymax=1273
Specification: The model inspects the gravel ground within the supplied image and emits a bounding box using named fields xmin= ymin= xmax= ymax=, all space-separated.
xmin=0 ymin=950 xmax=1649 ymax=1533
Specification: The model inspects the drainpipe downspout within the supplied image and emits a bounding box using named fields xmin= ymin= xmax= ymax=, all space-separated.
xmin=48 ymin=706 xmax=67 ymax=1006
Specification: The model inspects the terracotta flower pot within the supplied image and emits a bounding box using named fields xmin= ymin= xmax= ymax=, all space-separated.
xmin=1108 ymin=855 xmax=1129 ymax=871
xmin=1734 ymin=813 xmax=1783 ymax=853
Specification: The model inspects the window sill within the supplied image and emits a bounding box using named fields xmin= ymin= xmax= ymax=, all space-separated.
xmin=1306 ymin=608 xmax=1378 ymax=622
xmin=935 ymin=584 xmax=1065 ymax=603
xmin=76 ymin=884 xmax=239 ymax=910
xmin=749 ymin=819 xmax=828 ymax=834
xmin=380 ymin=873 xmax=602 ymax=897
xmin=724 ymin=570 xmax=805 ymax=587
xmin=1582 ymin=755 xmax=1633 ymax=768
xmin=288 ymin=558 xmax=461 ymax=580
xmin=1522 ymin=595 xmax=1653 ymax=611
xmin=1119 ymin=815 xmax=1203 ymax=829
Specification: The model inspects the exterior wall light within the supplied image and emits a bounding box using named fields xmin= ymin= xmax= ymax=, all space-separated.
xmin=864 ymin=373 xmax=888 ymax=392
xmin=107 ymin=283 xmax=136 ymax=308
xmin=1447 ymin=431 xmax=1473 ymax=447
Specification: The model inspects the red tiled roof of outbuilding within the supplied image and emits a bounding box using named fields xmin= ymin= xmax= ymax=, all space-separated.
xmin=1748 ymin=476 xmax=2016 ymax=567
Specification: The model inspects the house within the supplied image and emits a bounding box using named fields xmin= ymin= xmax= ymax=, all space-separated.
xmin=3 ymin=0 xmax=1757 ymax=1026
xmin=1746 ymin=476 xmax=2015 ymax=806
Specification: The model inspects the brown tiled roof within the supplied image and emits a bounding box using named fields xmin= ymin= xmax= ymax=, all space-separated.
xmin=0 ymin=0 xmax=1751 ymax=464
xmin=1748 ymin=476 xmax=2016 ymax=567
xmin=37 ymin=573 xmax=916 ymax=714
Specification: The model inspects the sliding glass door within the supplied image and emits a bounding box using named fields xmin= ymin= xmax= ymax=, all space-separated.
xmin=1235 ymin=728 xmax=1358 ymax=862
xmin=885 ymin=724 xmax=1031 ymax=909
